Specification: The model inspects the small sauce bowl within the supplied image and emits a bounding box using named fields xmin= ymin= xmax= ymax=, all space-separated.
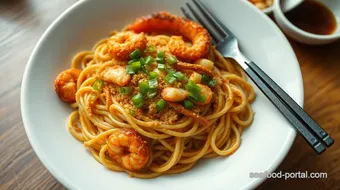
xmin=273 ymin=0 xmax=340 ymax=45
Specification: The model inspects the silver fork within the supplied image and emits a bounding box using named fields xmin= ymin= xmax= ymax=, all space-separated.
xmin=181 ymin=0 xmax=334 ymax=154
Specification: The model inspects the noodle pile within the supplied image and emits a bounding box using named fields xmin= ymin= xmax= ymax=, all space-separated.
xmin=66 ymin=33 xmax=255 ymax=178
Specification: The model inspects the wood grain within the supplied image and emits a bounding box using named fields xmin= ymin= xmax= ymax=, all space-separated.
xmin=0 ymin=0 xmax=339 ymax=189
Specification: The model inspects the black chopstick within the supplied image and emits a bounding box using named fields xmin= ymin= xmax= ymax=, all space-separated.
xmin=241 ymin=63 xmax=325 ymax=153
xmin=243 ymin=61 xmax=332 ymax=154
xmin=247 ymin=62 xmax=334 ymax=147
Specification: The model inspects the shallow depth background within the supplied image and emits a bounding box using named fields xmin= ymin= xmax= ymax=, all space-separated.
xmin=0 ymin=0 xmax=339 ymax=189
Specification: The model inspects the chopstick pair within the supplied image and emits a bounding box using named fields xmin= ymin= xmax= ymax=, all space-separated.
xmin=181 ymin=0 xmax=334 ymax=154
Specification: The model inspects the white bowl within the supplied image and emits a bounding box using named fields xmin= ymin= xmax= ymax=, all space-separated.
xmin=274 ymin=0 xmax=340 ymax=45
xmin=21 ymin=0 xmax=303 ymax=189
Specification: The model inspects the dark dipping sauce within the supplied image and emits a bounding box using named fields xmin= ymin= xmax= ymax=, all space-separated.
xmin=285 ymin=0 xmax=337 ymax=35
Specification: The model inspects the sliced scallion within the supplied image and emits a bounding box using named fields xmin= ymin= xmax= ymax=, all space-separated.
xmin=126 ymin=61 xmax=141 ymax=74
xmin=167 ymin=55 xmax=177 ymax=64
xmin=165 ymin=73 xmax=177 ymax=84
xmin=148 ymin=78 xmax=158 ymax=89
xmin=144 ymin=56 xmax=154 ymax=65
xmin=183 ymin=100 xmax=194 ymax=110
xmin=156 ymin=50 xmax=165 ymax=64
xmin=92 ymin=79 xmax=104 ymax=91
xmin=120 ymin=87 xmax=132 ymax=95
xmin=128 ymin=59 xmax=138 ymax=65
xmin=157 ymin=50 xmax=165 ymax=59
xmin=148 ymin=71 xmax=158 ymax=79
xmin=185 ymin=80 xmax=202 ymax=101
xmin=208 ymin=79 xmax=217 ymax=87
xmin=129 ymin=49 xmax=142 ymax=59
xmin=132 ymin=93 xmax=144 ymax=108
xmin=201 ymin=74 xmax=211 ymax=84
xmin=158 ymin=63 xmax=166 ymax=70
xmin=147 ymin=89 xmax=157 ymax=98
xmin=173 ymin=71 xmax=185 ymax=80
xmin=156 ymin=99 xmax=167 ymax=111
xmin=138 ymin=81 xmax=149 ymax=95
xmin=145 ymin=45 xmax=156 ymax=53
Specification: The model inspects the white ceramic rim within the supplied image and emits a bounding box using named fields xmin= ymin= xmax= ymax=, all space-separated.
xmin=20 ymin=0 xmax=303 ymax=189
xmin=263 ymin=4 xmax=274 ymax=14
xmin=274 ymin=0 xmax=340 ymax=39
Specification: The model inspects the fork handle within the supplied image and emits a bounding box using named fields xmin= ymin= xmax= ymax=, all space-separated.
xmin=247 ymin=61 xmax=334 ymax=147
xmin=243 ymin=62 xmax=326 ymax=154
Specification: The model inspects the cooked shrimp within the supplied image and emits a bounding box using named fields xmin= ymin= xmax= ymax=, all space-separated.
xmin=128 ymin=12 xmax=210 ymax=62
xmin=107 ymin=31 xmax=147 ymax=60
xmin=54 ymin=68 xmax=82 ymax=103
xmin=98 ymin=65 xmax=131 ymax=87
xmin=107 ymin=128 xmax=149 ymax=171
xmin=194 ymin=58 xmax=214 ymax=71
xmin=189 ymin=72 xmax=202 ymax=84
xmin=176 ymin=62 xmax=213 ymax=78
xmin=196 ymin=84 xmax=213 ymax=105
xmin=161 ymin=87 xmax=189 ymax=102
xmin=168 ymin=102 xmax=209 ymax=126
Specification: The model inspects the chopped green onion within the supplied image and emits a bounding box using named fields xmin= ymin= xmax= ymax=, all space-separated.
xmin=183 ymin=100 xmax=194 ymax=110
xmin=197 ymin=95 xmax=206 ymax=103
xmin=139 ymin=57 xmax=146 ymax=65
xmin=129 ymin=110 xmax=135 ymax=116
xmin=201 ymin=74 xmax=216 ymax=87
xmin=158 ymin=63 xmax=166 ymax=70
xmin=185 ymin=80 xmax=202 ymax=101
xmin=141 ymin=65 xmax=149 ymax=74
xmin=156 ymin=50 xmax=165 ymax=63
xmin=208 ymin=79 xmax=217 ymax=87
xmin=144 ymin=56 xmax=154 ymax=65
xmin=132 ymin=93 xmax=144 ymax=108
xmin=156 ymin=99 xmax=167 ymax=112
xmin=201 ymin=74 xmax=211 ymax=84
xmin=147 ymin=89 xmax=157 ymax=98
xmin=128 ymin=59 xmax=138 ymax=65
xmin=126 ymin=61 xmax=141 ymax=74
xmin=92 ymin=79 xmax=104 ymax=91
xmin=148 ymin=78 xmax=158 ymax=89
xmin=138 ymin=81 xmax=149 ymax=95
xmin=165 ymin=73 xmax=177 ymax=84
xmin=156 ymin=57 xmax=165 ymax=64
xmin=157 ymin=50 xmax=165 ymax=58
xmin=148 ymin=71 xmax=158 ymax=79
xmin=120 ymin=87 xmax=132 ymax=95
xmin=167 ymin=55 xmax=177 ymax=64
xmin=145 ymin=45 xmax=156 ymax=53
xmin=167 ymin=69 xmax=176 ymax=75
xmin=173 ymin=71 xmax=185 ymax=80
xmin=129 ymin=49 xmax=142 ymax=59
xmin=188 ymin=96 xmax=197 ymax=103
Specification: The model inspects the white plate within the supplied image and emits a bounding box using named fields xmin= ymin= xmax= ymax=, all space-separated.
xmin=21 ymin=0 xmax=303 ymax=189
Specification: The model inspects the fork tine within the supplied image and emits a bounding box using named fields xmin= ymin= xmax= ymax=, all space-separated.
xmin=184 ymin=2 xmax=223 ymax=44
xmin=181 ymin=5 xmax=218 ymax=45
xmin=180 ymin=6 xmax=196 ymax=22
xmin=193 ymin=0 xmax=234 ymax=37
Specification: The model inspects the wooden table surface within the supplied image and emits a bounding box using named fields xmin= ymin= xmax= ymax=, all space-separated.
xmin=0 ymin=0 xmax=339 ymax=189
